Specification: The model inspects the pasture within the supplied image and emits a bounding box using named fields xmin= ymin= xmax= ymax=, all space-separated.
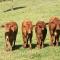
xmin=0 ymin=0 xmax=60 ymax=60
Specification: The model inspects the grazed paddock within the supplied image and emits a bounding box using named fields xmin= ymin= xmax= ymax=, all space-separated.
xmin=0 ymin=0 xmax=60 ymax=60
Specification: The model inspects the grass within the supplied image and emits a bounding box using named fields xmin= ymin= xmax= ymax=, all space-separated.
xmin=0 ymin=0 xmax=60 ymax=60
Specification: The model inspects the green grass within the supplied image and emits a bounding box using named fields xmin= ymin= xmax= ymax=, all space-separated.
xmin=0 ymin=0 xmax=60 ymax=60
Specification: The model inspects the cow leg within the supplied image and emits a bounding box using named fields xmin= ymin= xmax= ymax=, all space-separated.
xmin=56 ymin=36 xmax=59 ymax=46
xmin=37 ymin=43 xmax=41 ymax=49
xmin=14 ymin=40 xmax=16 ymax=47
xmin=26 ymin=38 xmax=28 ymax=47
xmin=8 ymin=41 xmax=12 ymax=51
xmin=5 ymin=41 xmax=12 ymax=51
xmin=37 ymin=39 xmax=41 ymax=49
xmin=6 ymin=40 xmax=12 ymax=51
xmin=29 ymin=34 xmax=32 ymax=49
xmin=9 ymin=45 xmax=12 ymax=51
xmin=5 ymin=35 xmax=12 ymax=51
xmin=23 ymin=35 xmax=27 ymax=48
xmin=36 ymin=36 xmax=38 ymax=48
xmin=13 ymin=31 xmax=17 ymax=47
xmin=5 ymin=34 xmax=8 ymax=51
xmin=29 ymin=37 xmax=32 ymax=49
xmin=36 ymin=37 xmax=40 ymax=48
xmin=36 ymin=38 xmax=39 ymax=48
xmin=5 ymin=42 xmax=8 ymax=51
xmin=42 ymin=40 xmax=44 ymax=48
xmin=13 ymin=36 xmax=16 ymax=47
xmin=23 ymin=39 xmax=27 ymax=48
xmin=50 ymin=35 xmax=54 ymax=46
xmin=37 ymin=42 xmax=40 ymax=48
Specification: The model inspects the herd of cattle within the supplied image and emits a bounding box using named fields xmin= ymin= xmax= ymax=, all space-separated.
xmin=1 ymin=16 xmax=60 ymax=51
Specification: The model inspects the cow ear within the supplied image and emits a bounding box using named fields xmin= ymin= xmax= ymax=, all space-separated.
xmin=0 ymin=25 xmax=5 ymax=28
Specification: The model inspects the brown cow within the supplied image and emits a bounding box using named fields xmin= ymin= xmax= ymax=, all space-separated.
xmin=1 ymin=22 xmax=18 ymax=51
xmin=22 ymin=19 xmax=33 ymax=48
xmin=48 ymin=16 xmax=60 ymax=46
xmin=35 ymin=21 xmax=47 ymax=48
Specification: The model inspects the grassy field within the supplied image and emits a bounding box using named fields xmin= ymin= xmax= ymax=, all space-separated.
xmin=0 ymin=0 xmax=60 ymax=60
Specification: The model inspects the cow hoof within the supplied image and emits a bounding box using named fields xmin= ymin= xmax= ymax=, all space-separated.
xmin=6 ymin=48 xmax=12 ymax=51
xmin=5 ymin=47 xmax=9 ymax=51
xmin=50 ymin=44 xmax=54 ymax=46
xmin=50 ymin=43 xmax=54 ymax=46
xmin=36 ymin=45 xmax=41 ymax=49
xmin=23 ymin=45 xmax=26 ymax=48
xmin=56 ymin=43 xmax=59 ymax=46
xmin=10 ymin=48 xmax=12 ymax=51
xmin=42 ymin=44 xmax=44 ymax=48
xmin=29 ymin=46 xmax=32 ymax=49
xmin=29 ymin=45 xmax=32 ymax=49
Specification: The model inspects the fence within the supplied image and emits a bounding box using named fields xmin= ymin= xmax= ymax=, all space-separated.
xmin=0 ymin=0 xmax=13 ymax=12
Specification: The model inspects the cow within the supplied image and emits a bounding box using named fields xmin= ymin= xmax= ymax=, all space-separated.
xmin=35 ymin=21 xmax=47 ymax=48
xmin=48 ymin=16 xmax=60 ymax=46
xmin=1 ymin=22 xmax=18 ymax=51
xmin=22 ymin=19 xmax=33 ymax=48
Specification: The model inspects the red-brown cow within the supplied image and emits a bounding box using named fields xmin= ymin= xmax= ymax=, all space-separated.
xmin=1 ymin=22 xmax=18 ymax=51
xmin=35 ymin=21 xmax=47 ymax=48
xmin=22 ymin=19 xmax=33 ymax=48
xmin=48 ymin=17 xmax=60 ymax=46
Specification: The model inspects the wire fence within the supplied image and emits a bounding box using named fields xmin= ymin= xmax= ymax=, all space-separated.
xmin=0 ymin=0 xmax=25 ymax=12
xmin=0 ymin=0 xmax=12 ymax=2
xmin=0 ymin=0 xmax=13 ymax=12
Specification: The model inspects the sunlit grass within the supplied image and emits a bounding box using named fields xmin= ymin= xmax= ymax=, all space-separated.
xmin=0 ymin=0 xmax=60 ymax=60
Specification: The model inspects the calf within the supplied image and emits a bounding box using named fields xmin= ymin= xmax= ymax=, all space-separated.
xmin=22 ymin=20 xmax=33 ymax=48
xmin=35 ymin=21 xmax=47 ymax=48
xmin=49 ymin=17 xmax=60 ymax=46
xmin=1 ymin=22 xmax=18 ymax=51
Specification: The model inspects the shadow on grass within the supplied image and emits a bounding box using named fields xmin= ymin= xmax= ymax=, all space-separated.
xmin=32 ymin=44 xmax=36 ymax=49
xmin=44 ymin=43 xmax=49 ymax=48
xmin=12 ymin=45 xmax=22 ymax=51
xmin=12 ymin=43 xmax=49 ymax=50
xmin=58 ymin=42 xmax=60 ymax=46
xmin=32 ymin=43 xmax=49 ymax=49
xmin=4 ymin=6 xmax=26 ymax=12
